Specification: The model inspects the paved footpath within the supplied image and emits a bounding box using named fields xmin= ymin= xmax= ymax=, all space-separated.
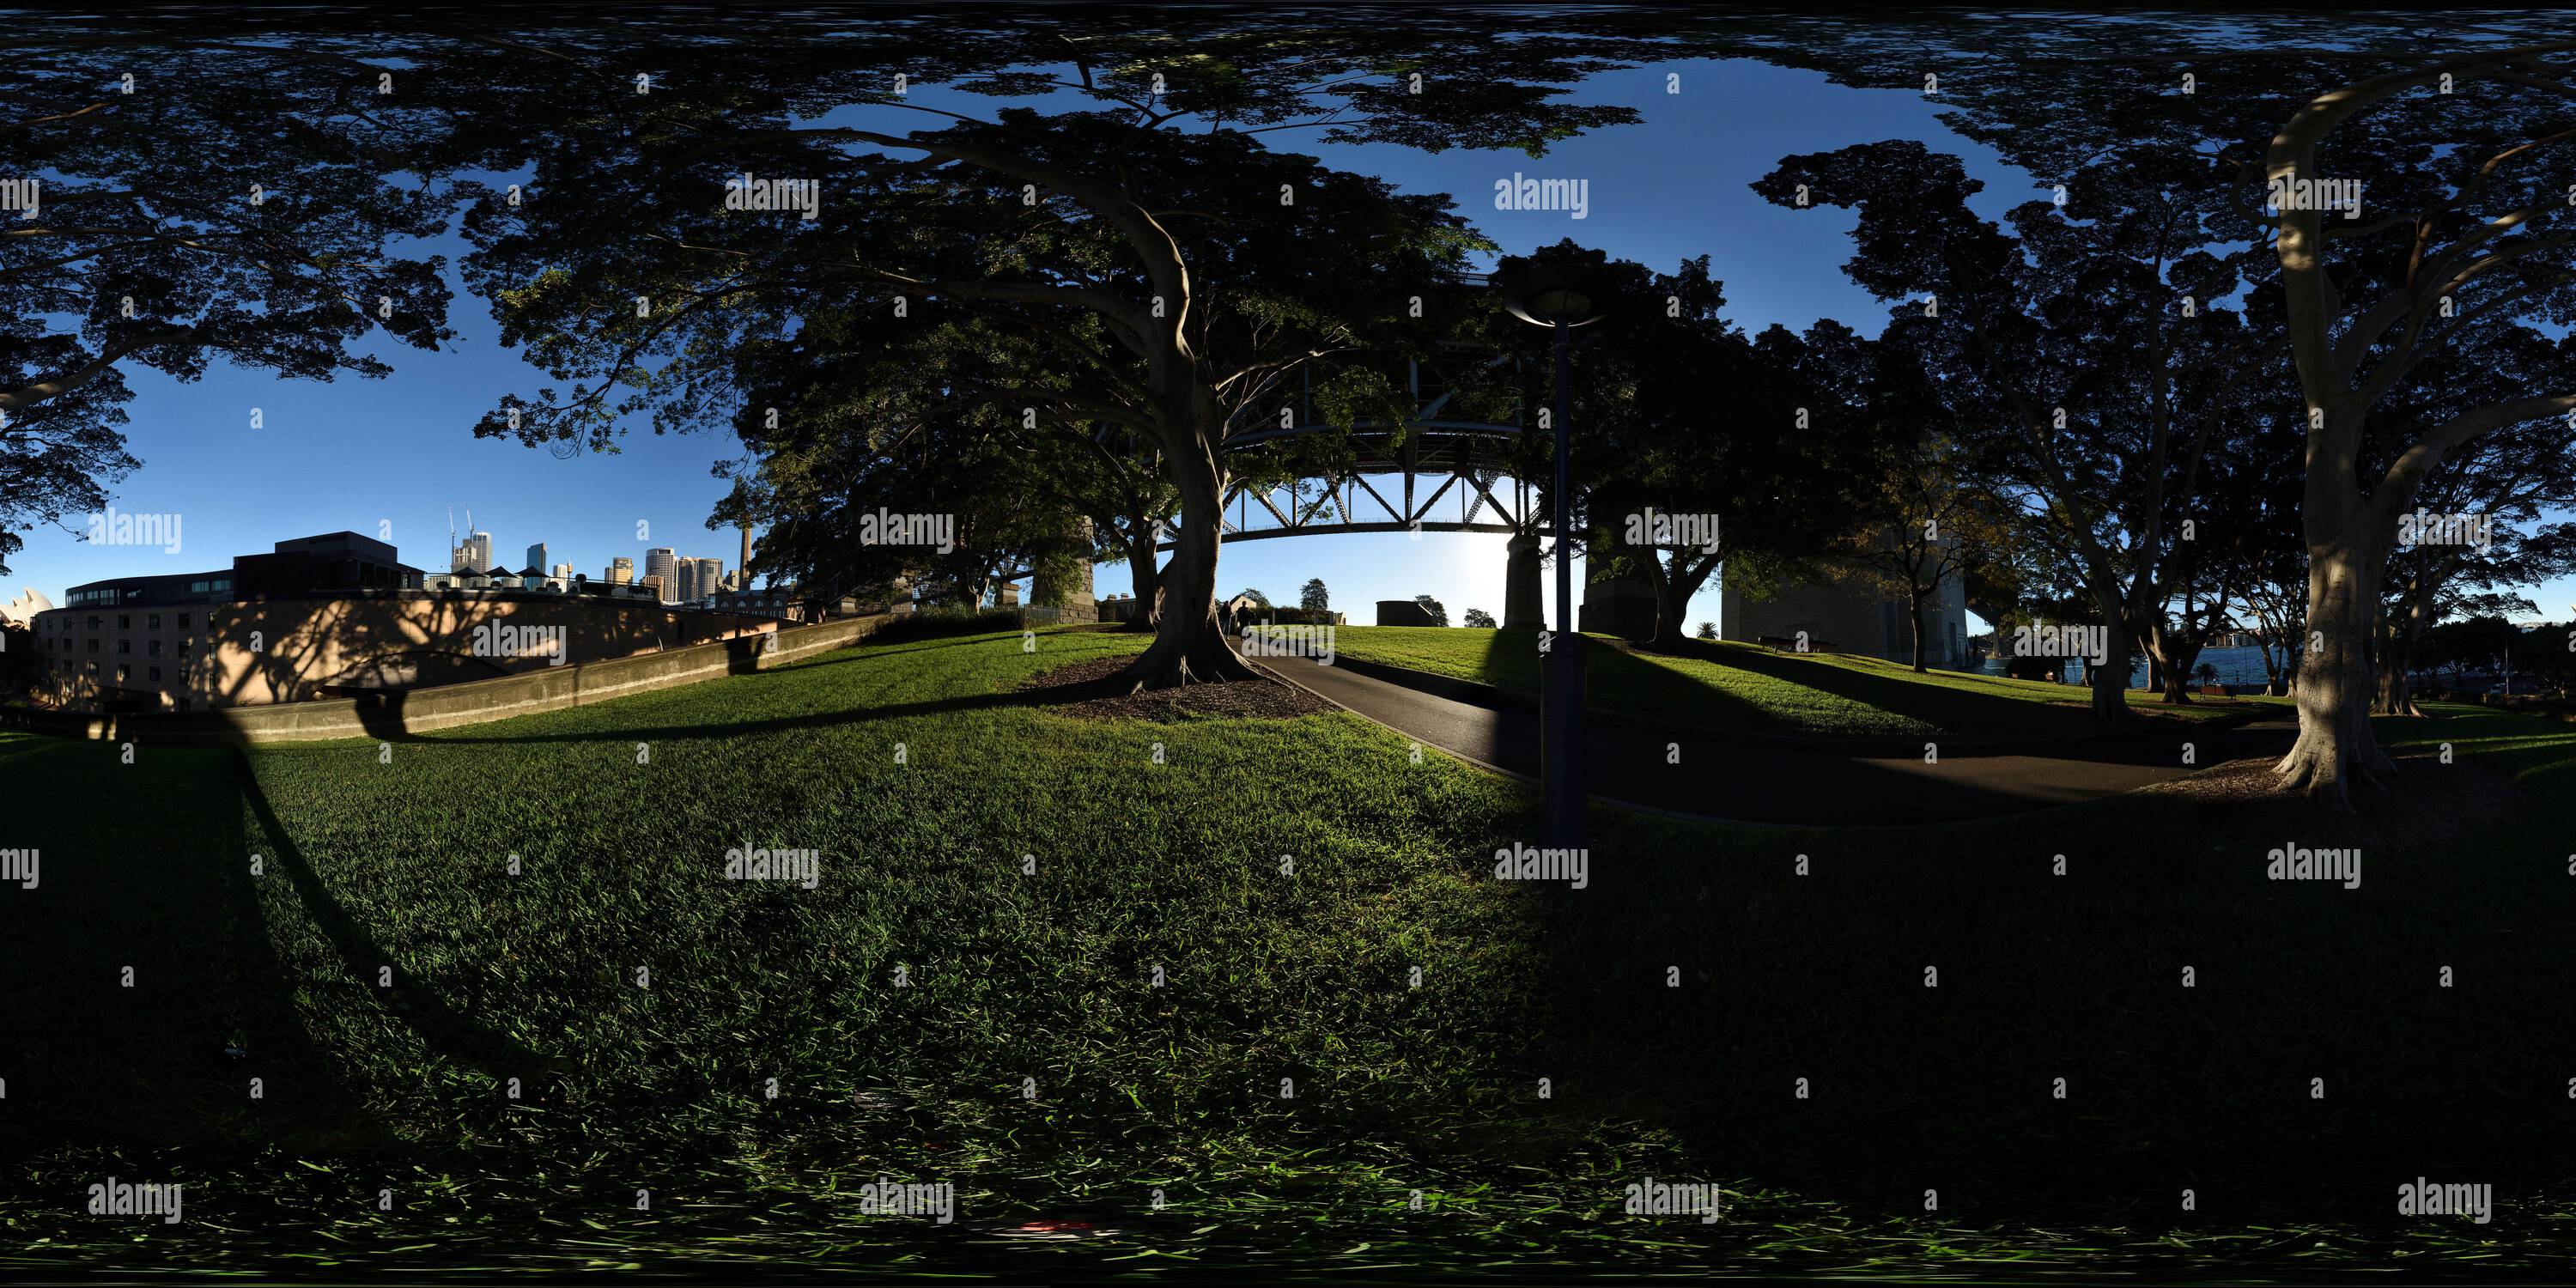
xmin=1263 ymin=658 xmax=2300 ymax=827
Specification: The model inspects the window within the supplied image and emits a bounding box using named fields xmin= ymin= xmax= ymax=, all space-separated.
xmin=177 ymin=613 xmax=190 ymax=629
xmin=178 ymin=640 xmax=191 ymax=656
xmin=118 ymin=615 xmax=130 ymax=629
xmin=118 ymin=640 xmax=131 ymax=654
xmin=116 ymin=665 xmax=130 ymax=683
xmin=148 ymin=640 xmax=162 ymax=657
xmin=148 ymin=613 xmax=161 ymax=630
xmin=85 ymin=616 xmax=100 ymax=629
xmin=149 ymin=667 xmax=161 ymax=682
xmin=86 ymin=639 xmax=99 ymax=653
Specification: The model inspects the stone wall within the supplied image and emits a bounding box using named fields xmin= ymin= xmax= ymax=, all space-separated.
xmin=3 ymin=614 xmax=888 ymax=744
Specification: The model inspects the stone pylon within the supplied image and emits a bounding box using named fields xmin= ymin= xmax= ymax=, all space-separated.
xmin=1031 ymin=516 xmax=1099 ymax=623
xmin=1503 ymin=532 xmax=1542 ymax=629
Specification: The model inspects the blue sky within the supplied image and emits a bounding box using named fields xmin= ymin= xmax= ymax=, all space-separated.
xmin=13 ymin=53 xmax=2572 ymax=631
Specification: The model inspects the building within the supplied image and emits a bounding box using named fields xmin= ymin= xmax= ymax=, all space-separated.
xmin=693 ymin=558 xmax=724 ymax=604
xmin=1720 ymin=549 xmax=1969 ymax=668
xmin=31 ymin=532 xmax=770 ymax=712
xmin=453 ymin=530 xmax=494 ymax=574
xmin=674 ymin=560 xmax=699 ymax=605
xmin=644 ymin=549 xmax=677 ymax=604
xmin=1 ymin=586 xmax=54 ymax=629
xmin=1375 ymin=598 xmax=1439 ymax=627
xmin=552 ymin=562 xmax=574 ymax=583
xmin=33 ymin=532 xmax=423 ymax=710
xmin=610 ymin=556 xmax=635 ymax=586
xmin=639 ymin=574 xmax=666 ymax=603
xmin=525 ymin=542 xmax=550 ymax=574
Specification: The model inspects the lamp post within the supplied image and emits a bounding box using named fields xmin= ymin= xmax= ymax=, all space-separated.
xmin=1498 ymin=264 xmax=1613 ymax=851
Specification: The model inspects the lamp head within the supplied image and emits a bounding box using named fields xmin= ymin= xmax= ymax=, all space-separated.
xmin=1498 ymin=262 xmax=1615 ymax=327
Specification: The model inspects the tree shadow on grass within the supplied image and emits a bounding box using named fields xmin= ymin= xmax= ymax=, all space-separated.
xmin=234 ymin=750 xmax=580 ymax=1091
xmin=1636 ymin=636 xmax=2106 ymax=738
xmin=0 ymin=737 xmax=375 ymax=1157
xmin=1522 ymin=736 xmax=2576 ymax=1230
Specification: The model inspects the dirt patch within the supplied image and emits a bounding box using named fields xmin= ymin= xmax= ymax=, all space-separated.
xmin=1017 ymin=656 xmax=1339 ymax=722
xmin=2142 ymin=746 xmax=2528 ymax=851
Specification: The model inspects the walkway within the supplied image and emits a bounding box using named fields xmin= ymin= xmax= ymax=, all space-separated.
xmin=1262 ymin=658 xmax=2300 ymax=826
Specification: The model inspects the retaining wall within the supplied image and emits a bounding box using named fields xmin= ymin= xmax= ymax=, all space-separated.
xmin=2 ymin=614 xmax=888 ymax=744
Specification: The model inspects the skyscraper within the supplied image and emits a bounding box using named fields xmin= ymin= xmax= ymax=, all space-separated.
xmin=552 ymin=562 xmax=574 ymax=583
xmin=526 ymin=542 xmax=549 ymax=574
xmin=611 ymin=556 xmax=635 ymax=586
xmin=644 ymin=549 xmax=677 ymax=603
xmin=675 ymin=560 xmax=699 ymax=604
xmin=695 ymin=557 xmax=723 ymax=602
xmin=454 ymin=530 xmax=494 ymax=574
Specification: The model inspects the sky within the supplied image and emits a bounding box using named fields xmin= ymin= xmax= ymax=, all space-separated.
xmin=12 ymin=51 xmax=2573 ymax=632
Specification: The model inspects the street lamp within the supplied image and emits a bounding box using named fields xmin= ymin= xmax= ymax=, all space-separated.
xmin=1498 ymin=262 xmax=1613 ymax=851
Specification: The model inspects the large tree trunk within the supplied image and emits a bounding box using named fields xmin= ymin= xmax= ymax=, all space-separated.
xmin=2083 ymin=584 xmax=2134 ymax=726
xmin=1640 ymin=550 xmax=1716 ymax=653
xmin=1118 ymin=425 xmax=1255 ymax=690
xmin=1124 ymin=524 xmax=1162 ymax=633
xmin=1645 ymin=581 xmax=1692 ymax=652
xmin=1907 ymin=585 xmax=1930 ymax=672
xmin=2372 ymin=572 xmax=2435 ymax=716
xmin=2374 ymin=659 xmax=2416 ymax=718
xmin=2275 ymin=501 xmax=2397 ymax=803
xmin=2148 ymin=623 xmax=2201 ymax=704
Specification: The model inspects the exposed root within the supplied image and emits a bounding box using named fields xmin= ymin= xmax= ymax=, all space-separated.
xmin=1114 ymin=629 xmax=1261 ymax=692
xmin=2273 ymin=724 xmax=2399 ymax=808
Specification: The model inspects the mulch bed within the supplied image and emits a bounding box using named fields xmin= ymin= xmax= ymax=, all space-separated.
xmin=2142 ymin=746 xmax=2528 ymax=851
xmin=1016 ymin=656 xmax=1339 ymax=722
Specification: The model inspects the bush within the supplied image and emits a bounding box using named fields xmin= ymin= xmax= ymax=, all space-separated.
xmin=871 ymin=605 xmax=1026 ymax=645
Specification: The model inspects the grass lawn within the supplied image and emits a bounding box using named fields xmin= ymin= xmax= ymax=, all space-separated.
xmin=1331 ymin=625 xmax=2287 ymax=743
xmin=3 ymin=627 xmax=2570 ymax=1276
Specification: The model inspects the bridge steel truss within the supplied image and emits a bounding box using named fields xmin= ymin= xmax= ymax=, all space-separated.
xmin=1155 ymin=346 xmax=1545 ymax=553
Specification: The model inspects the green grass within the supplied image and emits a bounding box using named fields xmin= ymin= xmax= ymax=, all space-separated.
xmin=1332 ymin=625 xmax=2284 ymax=743
xmin=4 ymin=628 xmax=2573 ymax=1276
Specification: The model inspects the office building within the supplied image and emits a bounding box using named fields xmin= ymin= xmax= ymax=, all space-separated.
xmin=644 ymin=549 xmax=677 ymax=604
xmin=526 ymin=542 xmax=549 ymax=574
xmin=453 ymin=530 xmax=494 ymax=574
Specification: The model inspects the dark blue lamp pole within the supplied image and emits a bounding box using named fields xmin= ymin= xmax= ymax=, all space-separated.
xmin=1499 ymin=264 xmax=1612 ymax=851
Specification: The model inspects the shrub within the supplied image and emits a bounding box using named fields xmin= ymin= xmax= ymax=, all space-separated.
xmin=871 ymin=605 xmax=1026 ymax=645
